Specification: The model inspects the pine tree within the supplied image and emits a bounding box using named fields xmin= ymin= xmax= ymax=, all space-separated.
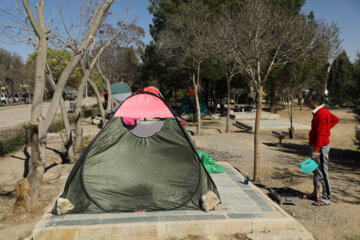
xmin=352 ymin=52 xmax=360 ymax=148
xmin=327 ymin=51 xmax=354 ymax=107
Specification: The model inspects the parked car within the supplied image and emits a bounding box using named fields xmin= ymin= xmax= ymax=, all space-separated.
xmin=1 ymin=92 xmax=9 ymax=104
xmin=63 ymin=89 xmax=75 ymax=101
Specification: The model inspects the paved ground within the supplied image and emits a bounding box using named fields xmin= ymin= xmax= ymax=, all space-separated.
xmin=230 ymin=111 xmax=279 ymax=120
xmin=0 ymin=98 xmax=97 ymax=129
xmin=32 ymin=163 xmax=313 ymax=240
xmin=236 ymin=120 xmax=310 ymax=131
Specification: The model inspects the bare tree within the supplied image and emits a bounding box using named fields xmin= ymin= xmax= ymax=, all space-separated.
xmin=157 ymin=1 xmax=212 ymax=135
xmin=71 ymin=20 xmax=133 ymax=156
xmin=1 ymin=0 xmax=115 ymax=209
xmin=224 ymin=0 xmax=341 ymax=181
xmin=98 ymin=22 xmax=145 ymax=88
xmin=211 ymin=9 xmax=243 ymax=132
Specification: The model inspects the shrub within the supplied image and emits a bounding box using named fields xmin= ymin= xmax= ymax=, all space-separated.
xmin=82 ymin=106 xmax=100 ymax=118
xmin=48 ymin=120 xmax=65 ymax=133
xmin=0 ymin=125 xmax=30 ymax=156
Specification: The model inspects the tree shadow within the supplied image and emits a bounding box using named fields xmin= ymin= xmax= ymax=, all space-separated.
xmin=44 ymin=163 xmax=59 ymax=173
xmin=263 ymin=142 xmax=360 ymax=171
xmin=262 ymin=143 xmax=360 ymax=204
xmin=46 ymin=147 xmax=69 ymax=164
xmin=10 ymin=146 xmax=30 ymax=178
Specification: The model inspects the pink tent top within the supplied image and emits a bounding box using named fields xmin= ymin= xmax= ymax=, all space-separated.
xmin=113 ymin=93 xmax=174 ymax=119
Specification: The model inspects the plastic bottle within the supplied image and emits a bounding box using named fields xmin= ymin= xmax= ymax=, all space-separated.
xmin=244 ymin=173 xmax=249 ymax=185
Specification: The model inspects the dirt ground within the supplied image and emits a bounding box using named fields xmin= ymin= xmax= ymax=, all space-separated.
xmin=0 ymin=107 xmax=359 ymax=240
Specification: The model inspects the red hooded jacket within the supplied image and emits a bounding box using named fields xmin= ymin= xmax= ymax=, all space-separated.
xmin=309 ymin=107 xmax=339 ymax=151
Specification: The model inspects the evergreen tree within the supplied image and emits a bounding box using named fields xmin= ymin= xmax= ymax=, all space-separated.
xmin=327 ymin=51 xmax=354 ymax=107
xmin=352 ymin=52 xmax=360 ymax=148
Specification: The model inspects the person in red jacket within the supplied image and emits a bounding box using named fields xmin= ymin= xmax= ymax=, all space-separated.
xmin=304 ymin=93 xmax=339 ymax=206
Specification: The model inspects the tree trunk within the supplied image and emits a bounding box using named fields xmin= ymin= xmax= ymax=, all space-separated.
xmin=299 ymin=93 xmax=303 ymax=111
xmin=253 ymin=86 xmax=263 ymax=182
xmin=46 ymin=65 xmax=74 ymax=161
xmin=289 ymin=91 xmax=295 ymax=139
xmin=23 ymin=0 xmax=48 ymax=209
xmin=226 ymin=76 xmax=231 ymax=133
xmin=192 ymin=71 xmax=201 ymax=135
xmin=196 ymin=64 xmax=202 ymax=135
xmin=73 ymin=71 xmax=89 ymax=157
xmin=88 ymin=78 xmax=106 ymax=125
xmin=26 ymin=120 xmax=47 ymax=209
xmin=97 ymin=62 xmax=113 ymax=114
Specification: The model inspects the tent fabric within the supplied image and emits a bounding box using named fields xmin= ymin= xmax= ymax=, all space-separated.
xmin=110 ymin=82 xmax=132 ymax=107
xmin=53 ymin=92 xmax=220 ymax=214
xmin=137 ymin=86 xmax=163 ymax=98
xmin=113 ymin=93 xmax=173 ymax=119
xmin=180 ymin=95 xmax=209 ymax=115
xmin=186 ymin=89 xmax=195 ymax=96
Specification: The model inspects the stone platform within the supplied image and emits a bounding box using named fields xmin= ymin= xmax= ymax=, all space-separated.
xmin=32 ymin=162 xmax=298 ymax=240
xmin=230 ymin=111 xmax=279 ymax=120
xmin=235 ymin=120 xmax=310 ymax=131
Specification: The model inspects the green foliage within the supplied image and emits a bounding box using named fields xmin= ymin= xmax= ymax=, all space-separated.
xmin=82 ymin=106 xmax=100 ymax=118
xmin=352 ymin=52 xmax=360 ymax=147
xmin=26 ymin=47 xmax=82 ymax=89
xmin=271 ymin=0 xmax=305 ymax=14
xmin=139 ymin=41 xmax=189 ymax=95
xmin=328 ymin=51 xmax=354 ymax=107
xmin=148 ymin=0 xmax=187 ymax=40
xmin=48 ymin=120 xmax=65 ymax=133
xmin=90 ymin=70 xmax=104 ymax=90
xmin=265 ymin=56 xmax=329 ymax=110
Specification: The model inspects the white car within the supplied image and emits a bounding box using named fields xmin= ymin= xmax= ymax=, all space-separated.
xmin=1 ymin=92 xmax=9 ymax=104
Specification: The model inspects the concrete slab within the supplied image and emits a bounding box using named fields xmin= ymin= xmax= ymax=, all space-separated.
xmin=236 ymin=120 xmax=310 ymax=131
xmin=32 ymin=163 xmax=299 ymax=240
xmin=230 ymin=111 xmax=279 ymax=120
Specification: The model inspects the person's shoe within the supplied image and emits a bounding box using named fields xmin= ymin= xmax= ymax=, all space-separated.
xmin=312 ymin=199 xmax=330 ymax=206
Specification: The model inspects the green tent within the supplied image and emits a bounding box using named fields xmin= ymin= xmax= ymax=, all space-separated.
xmin=53 ymin=92 xmax=220 ymax=214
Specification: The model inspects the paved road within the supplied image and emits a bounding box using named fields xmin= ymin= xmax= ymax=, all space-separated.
xmin=0 ymin=98 xmax=97 ymax=129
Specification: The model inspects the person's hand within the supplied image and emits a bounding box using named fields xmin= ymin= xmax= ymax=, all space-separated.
xmin=312 ymin=151 xmax=319 ymax=159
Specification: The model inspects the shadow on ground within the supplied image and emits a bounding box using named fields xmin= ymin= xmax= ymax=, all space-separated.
xmin=264 ymin=142 xmax=360 ymax=171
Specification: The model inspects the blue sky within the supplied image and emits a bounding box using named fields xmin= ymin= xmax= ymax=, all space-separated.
xmin=302 ymin=0 xmax=360 ymax=62
xmin=0 ymin=0 xmax=359 ymax=63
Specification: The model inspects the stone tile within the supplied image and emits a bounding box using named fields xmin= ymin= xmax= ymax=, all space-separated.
xmin=45 ymin=219 xmax=100 ymax=227
xmin=227 ymin=213 xmax=264 ymax=219
xmin=243 ymin=189 xmax=274 ymax=212
xmin=49 ymin=214 xmax=66 ymax=221
xmin=159 ymin=214 xmax=225 ymax=222
xmin=46 ymin=220 xmax=82 ymax=227
xmin=64 ymin=213 xmax=102 ymax=221
xmin=100 ymin=216 xmax=159 ymax=225
xmin=145 ymin=210 xmax=190 ymax=216
xmin=232 ymin=207 xmax=261 ymax=213
xmin=101 ymin=212 xmax=143 ymax=219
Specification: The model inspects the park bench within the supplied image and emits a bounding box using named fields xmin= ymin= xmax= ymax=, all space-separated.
xmin=232 ymin=121 xmax=253 ymax=132
xmin=272 ymin=130 xmax=288 ymax=145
